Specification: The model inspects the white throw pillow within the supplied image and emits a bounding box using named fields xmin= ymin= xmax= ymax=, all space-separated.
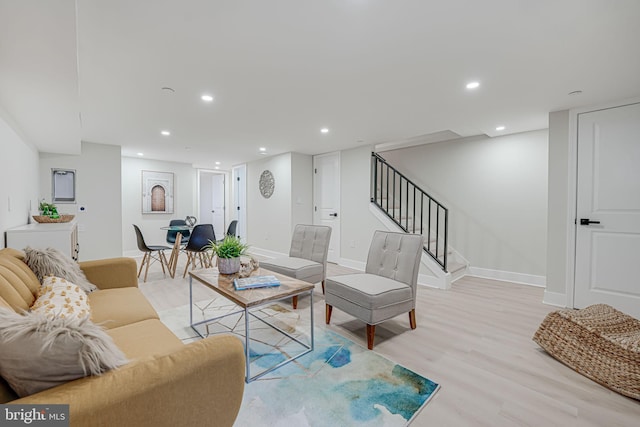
xmin=31 ymin=276 xmax=91 ymax=320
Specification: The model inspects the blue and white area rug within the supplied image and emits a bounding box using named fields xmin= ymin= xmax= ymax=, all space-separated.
xmin=159 ymin=300 xmax=440 ymax=426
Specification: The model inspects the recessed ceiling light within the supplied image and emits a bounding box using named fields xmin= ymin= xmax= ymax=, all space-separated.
xmin=496 ymin=126 xmax=506 ymax=131
xmin=161 ymin=130 xmax=171 ymax=136
xmin=259 ymin=147 xmax=266 ymax=152
xmin=137 ymin=152 xmax=144 ymax=156
xmin=215 ymin=161 xmax=221 ymax=165
xmin=466 ymin=81 xmax=480 ymax=89
xmin=320 ymin=128 xmax=329 ymax=134
xmin=215 ymin=166 xmax=219 ymax=170
xmin=201 ymin=94 xmax=214 ymax=102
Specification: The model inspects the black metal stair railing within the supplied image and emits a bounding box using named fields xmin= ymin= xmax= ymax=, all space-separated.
xmin=370 ymin=152 xmax=449 ymax=272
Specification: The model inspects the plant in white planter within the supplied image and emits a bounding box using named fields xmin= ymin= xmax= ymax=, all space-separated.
xmin=206 ymin=235 xmax=249 ymax=274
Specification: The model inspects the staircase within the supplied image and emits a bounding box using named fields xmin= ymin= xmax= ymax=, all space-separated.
xmin=370 ymin=152 xmax=468 ymax=289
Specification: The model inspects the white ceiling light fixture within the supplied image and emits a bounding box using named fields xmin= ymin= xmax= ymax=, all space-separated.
xmin=466 ymin=81 xmax=480 ymax=89
xmin=320 ymin=127 xmax=329 ymax=134
xmin=215 ymin=161 xmax=221 ymax=165
xmin=161 ymin=130 xmax=171 ymax=136
xmin=259 ymin=147 xmax=266 ymax=152
xmin=201 ymin=94 xmax=214 ymax=102
xmin=495 ymin=126 xmax=506 ymax=131
xmin=137 ymin=152 xmax=144 ymax=156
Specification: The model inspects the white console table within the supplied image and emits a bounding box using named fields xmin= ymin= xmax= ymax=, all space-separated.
xmin=5 ymin=220 xmax=79 ymax=260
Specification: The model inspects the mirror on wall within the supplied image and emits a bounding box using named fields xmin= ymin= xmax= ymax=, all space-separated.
xmin=52 ymin=169 xmax=76 ymax=203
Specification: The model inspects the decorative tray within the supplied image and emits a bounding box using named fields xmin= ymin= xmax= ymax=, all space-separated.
xmin=32 ymin=215 xmax=75 ymax=223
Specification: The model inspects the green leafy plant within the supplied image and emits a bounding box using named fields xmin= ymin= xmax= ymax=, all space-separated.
xmin=206 ymin=235 xmax=248 ymax=259
xmin=38 ymin=200 xmax=59 ymax=217
xmin=39 ymin=200 xmax=56 ymax=212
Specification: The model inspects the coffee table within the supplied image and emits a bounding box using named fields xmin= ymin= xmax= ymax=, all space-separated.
xmin=189 ymin=267 xmax=314 ymax=382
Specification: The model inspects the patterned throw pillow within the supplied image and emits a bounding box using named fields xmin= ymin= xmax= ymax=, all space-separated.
xmin=31 ymin=276 xmax=91 ymax=320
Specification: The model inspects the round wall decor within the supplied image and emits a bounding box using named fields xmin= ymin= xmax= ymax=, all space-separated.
xmin=259 ymin=170 xmax=275 ymax=198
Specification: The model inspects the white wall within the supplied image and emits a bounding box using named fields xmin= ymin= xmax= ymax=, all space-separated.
xmin=291 ymin=152 xmax=313 ymax=228
xmin=546 ymin=110 xmax=570 ymax=299
xmin=0 ymin=113 xmax=39 ymax=245
xmin=247 ymin=153 xmax=293 ymax=254
xmin=340 ymin=145 xmax=387 ymax=263
xmin=382 ymin=130 xmax=549 ymax=277
xmin=121 ymin=157 xmax=196 ymax=255
xmin=39 ymin=142 xmax=122 ymax=260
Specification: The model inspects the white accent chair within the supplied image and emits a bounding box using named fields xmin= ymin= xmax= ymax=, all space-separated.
xmin=260 ymin=224 xmax=332 ymax=309
xmin=325 ymin=230 xmax=423 ymax=349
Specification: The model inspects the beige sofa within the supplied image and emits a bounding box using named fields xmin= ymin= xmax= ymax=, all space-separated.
xmin=0 ymin=248 xmax=245 ymax=427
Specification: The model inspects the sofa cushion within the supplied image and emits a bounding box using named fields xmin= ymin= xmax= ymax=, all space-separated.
xmin=31 ymin=276 xmax=91 ymax=320
xmin=0 ymin=308 xmax=128 ymax=397
xmin=325 ymin=273 xmax=413 ymax=309
xmin=108 ymin=319 xmax=184 ymax=360
xmin=0 ymin=254 xmax=41 ymax=312
xmin=24 ymin=247 xmax=98 ymax=293
xmin=261 ymin=257 xmax=323 ymax=283
xmin=89 ymin=288 xmax=159 ymax=329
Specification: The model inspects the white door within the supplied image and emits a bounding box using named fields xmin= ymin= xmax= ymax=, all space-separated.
xmin=313 ymin=152 xmax=340 ymax=263
xmin=232 ymin=164 xmax=247 ymax=242
xmin=574 ymin=102 xmax=640 ymax=318
xmin=198 ymin=170 xmax=226 ymax=239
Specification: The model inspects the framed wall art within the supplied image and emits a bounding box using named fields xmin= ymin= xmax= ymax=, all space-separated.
xmin=142 ymin=170 xmax=174 ymax=214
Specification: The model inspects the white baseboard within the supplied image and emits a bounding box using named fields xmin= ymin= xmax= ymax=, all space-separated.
xmin=467 ymin=267 xmax=546 ymax=287
xmin=248 ymin=247 xmax=287 ymax=260
xmin=337 ymin=258 xmax=366 ymax=271
xmin=543 ymin=290 xmax=567 ymax=308
xmin=418 ymin=273 xmax=447 ymax=289
xmin=123 ymin=250 xmax=142 ymax=258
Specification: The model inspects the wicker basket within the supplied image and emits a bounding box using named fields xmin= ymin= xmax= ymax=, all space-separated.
xmin=32 ymin=215 xmax=75 ymax=223
xmin=533 ymin=304 xmax=640 ymax=400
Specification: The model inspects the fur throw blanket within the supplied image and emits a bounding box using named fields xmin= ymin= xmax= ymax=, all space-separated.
xmin=23 ymin=247 xmax=98 ymax=293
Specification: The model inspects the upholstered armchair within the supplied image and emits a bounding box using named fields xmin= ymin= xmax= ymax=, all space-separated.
xmin=325 ymin=230 xmax=423 ymax=349
xmin=260 ymin=224 xmax=332 ymax=309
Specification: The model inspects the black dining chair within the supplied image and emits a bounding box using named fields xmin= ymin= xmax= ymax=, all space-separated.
xmin=226 ymin=220 xmax=238 ymax=238
xmin=133 ymin=224 xmax=171 ymax=282
xmin=166 ymin=219 xmax=191 ymax=246
xmin=183 ymin=224 xmax=217 ymax=277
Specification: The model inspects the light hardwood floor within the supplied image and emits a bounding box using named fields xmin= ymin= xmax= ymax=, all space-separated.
xmin=136 ymin=256 xmax=640 ymax=426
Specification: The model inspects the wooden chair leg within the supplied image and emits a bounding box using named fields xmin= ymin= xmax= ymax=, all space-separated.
xmin=143 ymin=252 xmax=152 ymax=283
xmin=409 ymin=309 xmax=417 ymax=329
xmin=321 ymin=279 xmax=325 ymax=294
xmin=159 ymin=251 xmax=167 ymax=274
xmin=137 ymin=253 xmax=147 ymax=278
xmin=183 ymin=252 xmax=193 ymax=278
xmin=325 ymin=304 xmax=332 ymax=324
xmin=366 ymin=324 xmax=376 ymax=350
xmin=292 ymin=296 xmax=298 ymax=309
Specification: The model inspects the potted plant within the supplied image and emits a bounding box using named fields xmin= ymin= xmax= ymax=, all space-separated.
xmin=206 ymin=235 xmax=249 ymax=274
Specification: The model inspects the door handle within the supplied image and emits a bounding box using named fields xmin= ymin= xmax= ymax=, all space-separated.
xmin=580 ymin=218 xmax=601 ymax=225
xmin=329 ymin=213 xmax=338 ymax=217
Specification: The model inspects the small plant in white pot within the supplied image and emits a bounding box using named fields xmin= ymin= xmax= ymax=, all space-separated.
xmin=206 ymin=235 xmax=249 ymax=274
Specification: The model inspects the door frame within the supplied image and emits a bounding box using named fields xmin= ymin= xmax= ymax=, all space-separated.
xmin=313 ymin=151 xmax=341 ymax=263
xmin=196 ymin=169 xmax=228 ymax=235
xmin=232 ymin=164 xmax=247 ymax=243
xmin=565 ymin=96 xmax=640 ymax=309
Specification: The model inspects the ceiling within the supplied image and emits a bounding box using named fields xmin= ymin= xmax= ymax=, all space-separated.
xmin=1 ymin=0 xmax=640 ymax=170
